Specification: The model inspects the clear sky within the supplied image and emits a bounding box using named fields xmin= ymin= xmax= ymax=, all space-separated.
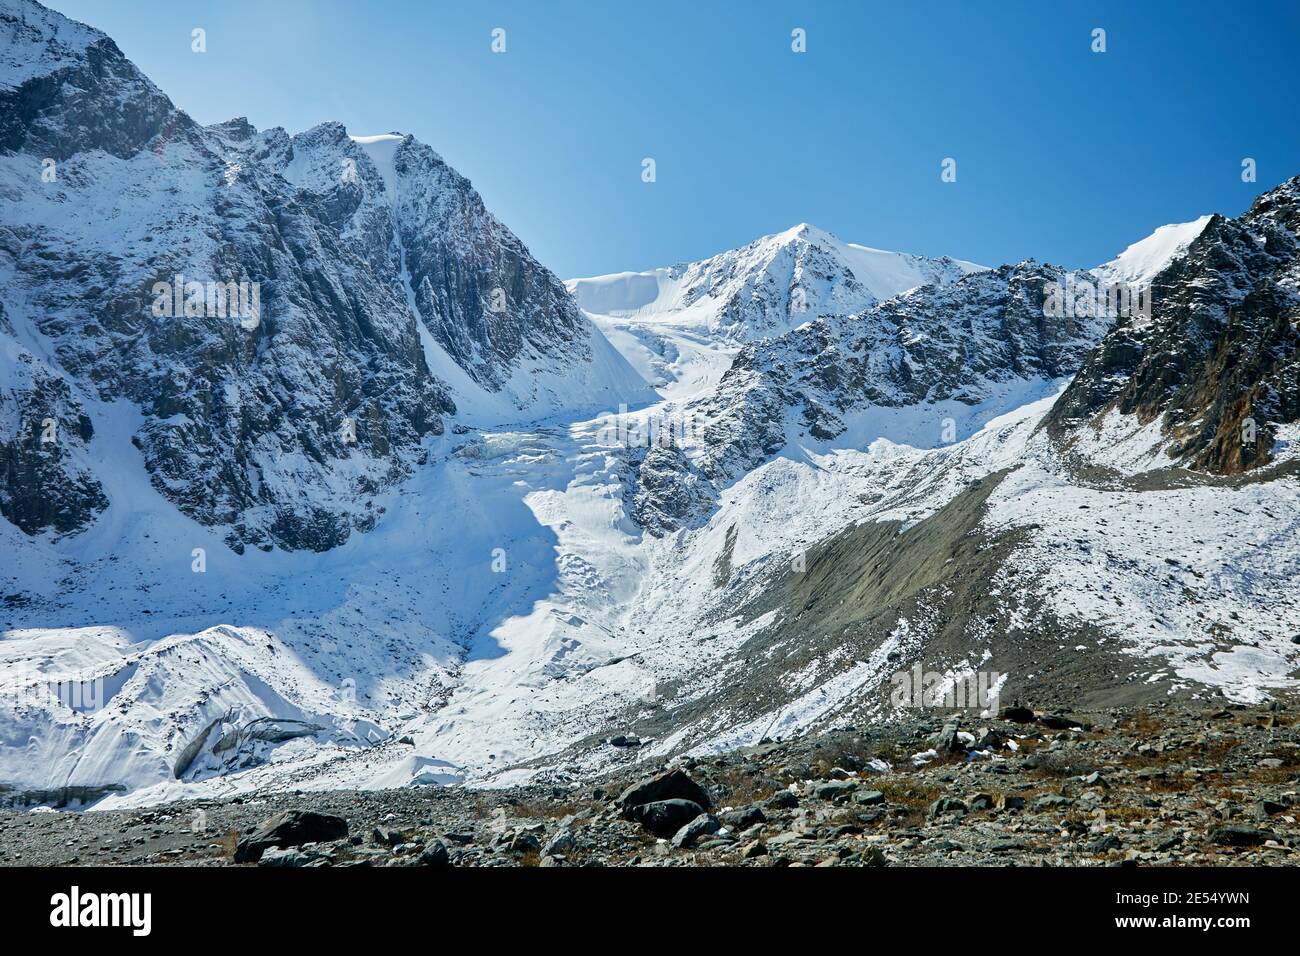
xmin=45 ymin=0 xmax=1300 ymax=278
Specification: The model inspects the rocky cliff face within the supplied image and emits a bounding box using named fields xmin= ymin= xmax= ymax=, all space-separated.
xmin=273 ymin=124 xmax=605 ymax=398
xmin=0 ymin=0 xmax=641 ymax=551
xmin=0 ymin=0 xmax=174 ymax=160
xmin=629 ymin=435 xmax=717 ymax=536
xmin=630 ymin=260 xmax=1111 ymax=533
xmin=0 ymin=300 xmax=105 ymax=535
xmin=1044 ymin=178 xmax=1300 ymax=475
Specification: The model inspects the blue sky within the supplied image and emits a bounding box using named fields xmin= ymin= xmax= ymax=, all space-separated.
xmin=47 ymin=0 xmax=1300 ymax=278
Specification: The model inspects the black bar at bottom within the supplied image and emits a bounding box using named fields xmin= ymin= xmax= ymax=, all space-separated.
xmin=0 ymin=864 xmax=1274 ymax=941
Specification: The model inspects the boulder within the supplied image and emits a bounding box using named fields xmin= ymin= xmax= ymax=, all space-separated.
xmin=933 ymin=722 xmax=965 ymax=754
xmin=1209 ymin=826 xmax=1271 ymax=847
xmin=1255 ymin=799 xmax=1286 ymax=817
xmin=628 ymin=799 xmax=707 ymax=837
xmin=1030 ymin=794 xmax=1073 ymax=811
xmin=1088 ymin=834 xmax=1122 ymax=853
xmin=234 ymin=810 xmax=349 ymax=863
xmin=617 ymin=768 xmax=710 ymax=816
xmin=928 ymin=797 xmax=968 ymax=818
xmin=671 ymin=813 xmax=721 ymax=849
xmin=1038 ymin=713 xmax=1087 ymax=731
xmin=507 ymin=832 xmax=541 ymax=854
xmin=416 ymin=840 xmax=450 ymax=867
xmin=542 ymin=830 xmax=576 ymax=856
xmin=861 ymin=845 xmax=889 ymax=867
xmin=257 ymin=847 xmax=326 ymax=867
xmin=814 ymin=780 xmax=858 ymax=801
xmin=720 ymin=806 xmax=767 ymax=829
xmin=765 ymin=790 xmax=799 ymax=810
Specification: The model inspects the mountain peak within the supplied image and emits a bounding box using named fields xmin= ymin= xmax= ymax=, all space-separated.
xmin=349 ymin=131 xmax=408 ymax=144
xmin=777 ymin=221 xmax=834 ymax=244
xmin=0 ymin=0 xmax=105 ymax=87
xmin=570 ymin=226 xmax=986 ymax=343
xmin=1091 ymin=215 xmax=1212 ymax=287
xmin=0 ymin=0 xmax=176 ymax=159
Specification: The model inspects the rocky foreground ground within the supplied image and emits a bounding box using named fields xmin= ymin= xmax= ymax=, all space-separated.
xmin=2 ymin=699 xmax=1297 ymax=867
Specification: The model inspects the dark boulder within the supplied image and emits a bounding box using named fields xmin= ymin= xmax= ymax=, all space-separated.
xmin=814 ymin=780 xmax=858 ymax=801
xmin=928 ymin=797 xmax=968 ymax=818
xmin=671 ymin=813 xmax=721 ymax=849
xmin=765 ymin=789 xmax=799 ymax=810
xmin=1088 ymin=834 xmax=1122 ymax=853
xmin=1037 ymin=713 xmax=1087 ymax=731
xmin=628 ymin=799 xmax=706 ymax=838
xmin=416 ymin=840 xmax=450 ymax=867
xmin=617 ymin=768 xmax=710 ymax=815
xmin=1209 ymin=826 xmax=1271 ymax=847
xmin=720 ymin=806 xmax=767 ymax=829
xmin=933 ymin=722 xmax=965 ymax=753
xmin=233 ymin=810 xmax=349 ymax=863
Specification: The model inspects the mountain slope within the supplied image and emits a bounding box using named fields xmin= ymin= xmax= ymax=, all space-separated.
xmin=0 ymin=0 xmax=647 ymax=552
xmin=1046 ymin=178 xmax=1300 ymax=475
xmin=628 ymin=259 xmax=1112 ymax=534
xmin=0 ymin=0 xmax=650 ymax=805
xmin=568 ymin=224 xmax=984 ymax=403
xmin=1 ymin=0 xmax=1297 ymax=813
xmin=1090 ymin=215 xmax=1212 ymax=287
xmin=276 ymin=124 xmax=653 ymax=422
xmin=569 ymin=223 xmax=983 ymax=342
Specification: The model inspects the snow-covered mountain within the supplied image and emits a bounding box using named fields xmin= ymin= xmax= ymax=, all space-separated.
xmin=0 ymin=0 xmax=649 ymax=554
xmin=632 ymin=259 xmax=1112 ymax=533
xmin=271 ymin=123 xmax=652 ymax=422
xmin=568 ymin=223 xmax=984 ymax=402
xmin=1048 ymin=182 xmax=1300 ymax=474
xmin=1090 ymin=215 xmax=1212 ymax=287
xmin=545 ymin=187 xmax=1299 ymax=764
xmin=1 ymin=0 xmax=1298 ymax=812
xmin=569 ymin=223 xmax=984 ymax=341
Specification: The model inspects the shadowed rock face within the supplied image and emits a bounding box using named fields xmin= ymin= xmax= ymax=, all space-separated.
xmin=1045 ymin=177 xmax=1300 ymax=475
xmin=0 ymin=5 xmax=176 ymax=160
xmin=272 ymin=123 xmax=596 ymax=393
xmin=0 ymin=323 xmax=105 ymax=535
xmin=630 ymin=436 xmax=717 ymax=537
xmin=0 ymin=2 xmax=455 ymax=552
xmin=393 ymin=139 xmax=588 ymax=390
xmin=0 ymin=0 xmax=603 ymax=552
